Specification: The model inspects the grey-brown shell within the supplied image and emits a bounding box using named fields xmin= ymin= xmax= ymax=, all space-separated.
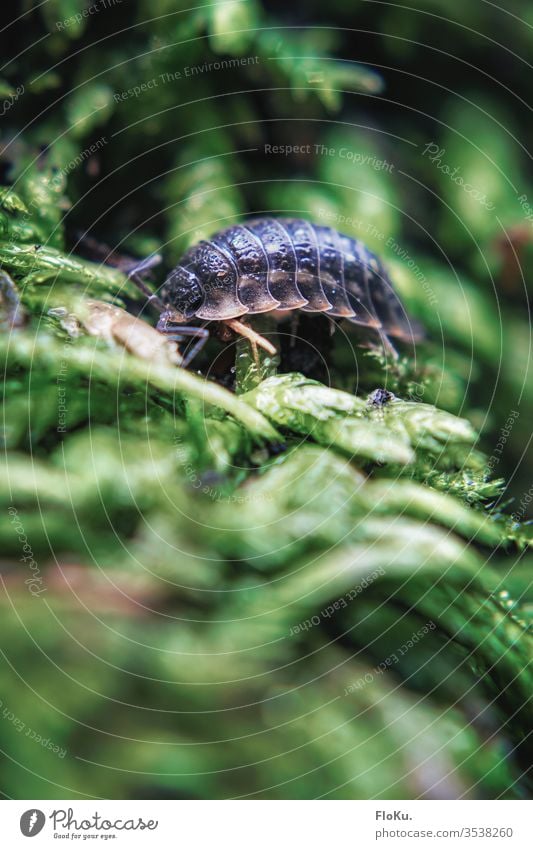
xmin=163 ymin=217 xmax=420 ymax=342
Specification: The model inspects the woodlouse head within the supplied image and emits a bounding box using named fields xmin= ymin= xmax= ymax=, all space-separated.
xmin=161 ymin=264 xmax=204 ymax=322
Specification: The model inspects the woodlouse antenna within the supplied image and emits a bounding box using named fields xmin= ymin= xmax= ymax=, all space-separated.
xmin=125 ymin=253 xmax=167 ymax=314
xmin=74 ymin=232 xmax=169 ymax=316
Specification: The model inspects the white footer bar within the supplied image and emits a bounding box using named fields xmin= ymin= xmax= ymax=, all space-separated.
xmin=1 ymin=799 xmax=531 ymax=848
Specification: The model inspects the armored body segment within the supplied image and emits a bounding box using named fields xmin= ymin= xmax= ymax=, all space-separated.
xmin=212 ymin=225 xmax=280 ymax=312
xmin=362 ymin=253 xmax=419 ymax=342
xmin=283 ymin=219 xmax=334 ymax=312
xmin=336 ymin=234 xmax=382 ymax=329
xmin=246 ymin=218 xmax=308 ymax=309
xmin=313 ymin=225 xmax=356 ymax=318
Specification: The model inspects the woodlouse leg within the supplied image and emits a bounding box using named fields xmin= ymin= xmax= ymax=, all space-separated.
xmin=250 ymin=338 xmax=260 ymax=368
xmin=224 ymin=318 xmax=277 ymax=357
xmin=327 ymin=316 xmax=338 ymax=336
xmin=289 ymin=312 xmax=300 ymax=348
xmin=158 ymin=325 xmax=210 ymax=367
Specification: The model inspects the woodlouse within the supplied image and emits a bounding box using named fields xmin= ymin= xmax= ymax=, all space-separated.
xmin=129 ymin=217 xmax=423 ymax=365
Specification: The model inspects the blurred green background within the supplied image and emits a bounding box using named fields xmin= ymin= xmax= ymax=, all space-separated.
xmin=0 ymin=0 xmax=531 ymax=799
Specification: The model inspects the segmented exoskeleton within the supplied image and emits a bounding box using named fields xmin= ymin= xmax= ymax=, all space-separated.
xmin=129 ymin=217 xmax=423 ymax=365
